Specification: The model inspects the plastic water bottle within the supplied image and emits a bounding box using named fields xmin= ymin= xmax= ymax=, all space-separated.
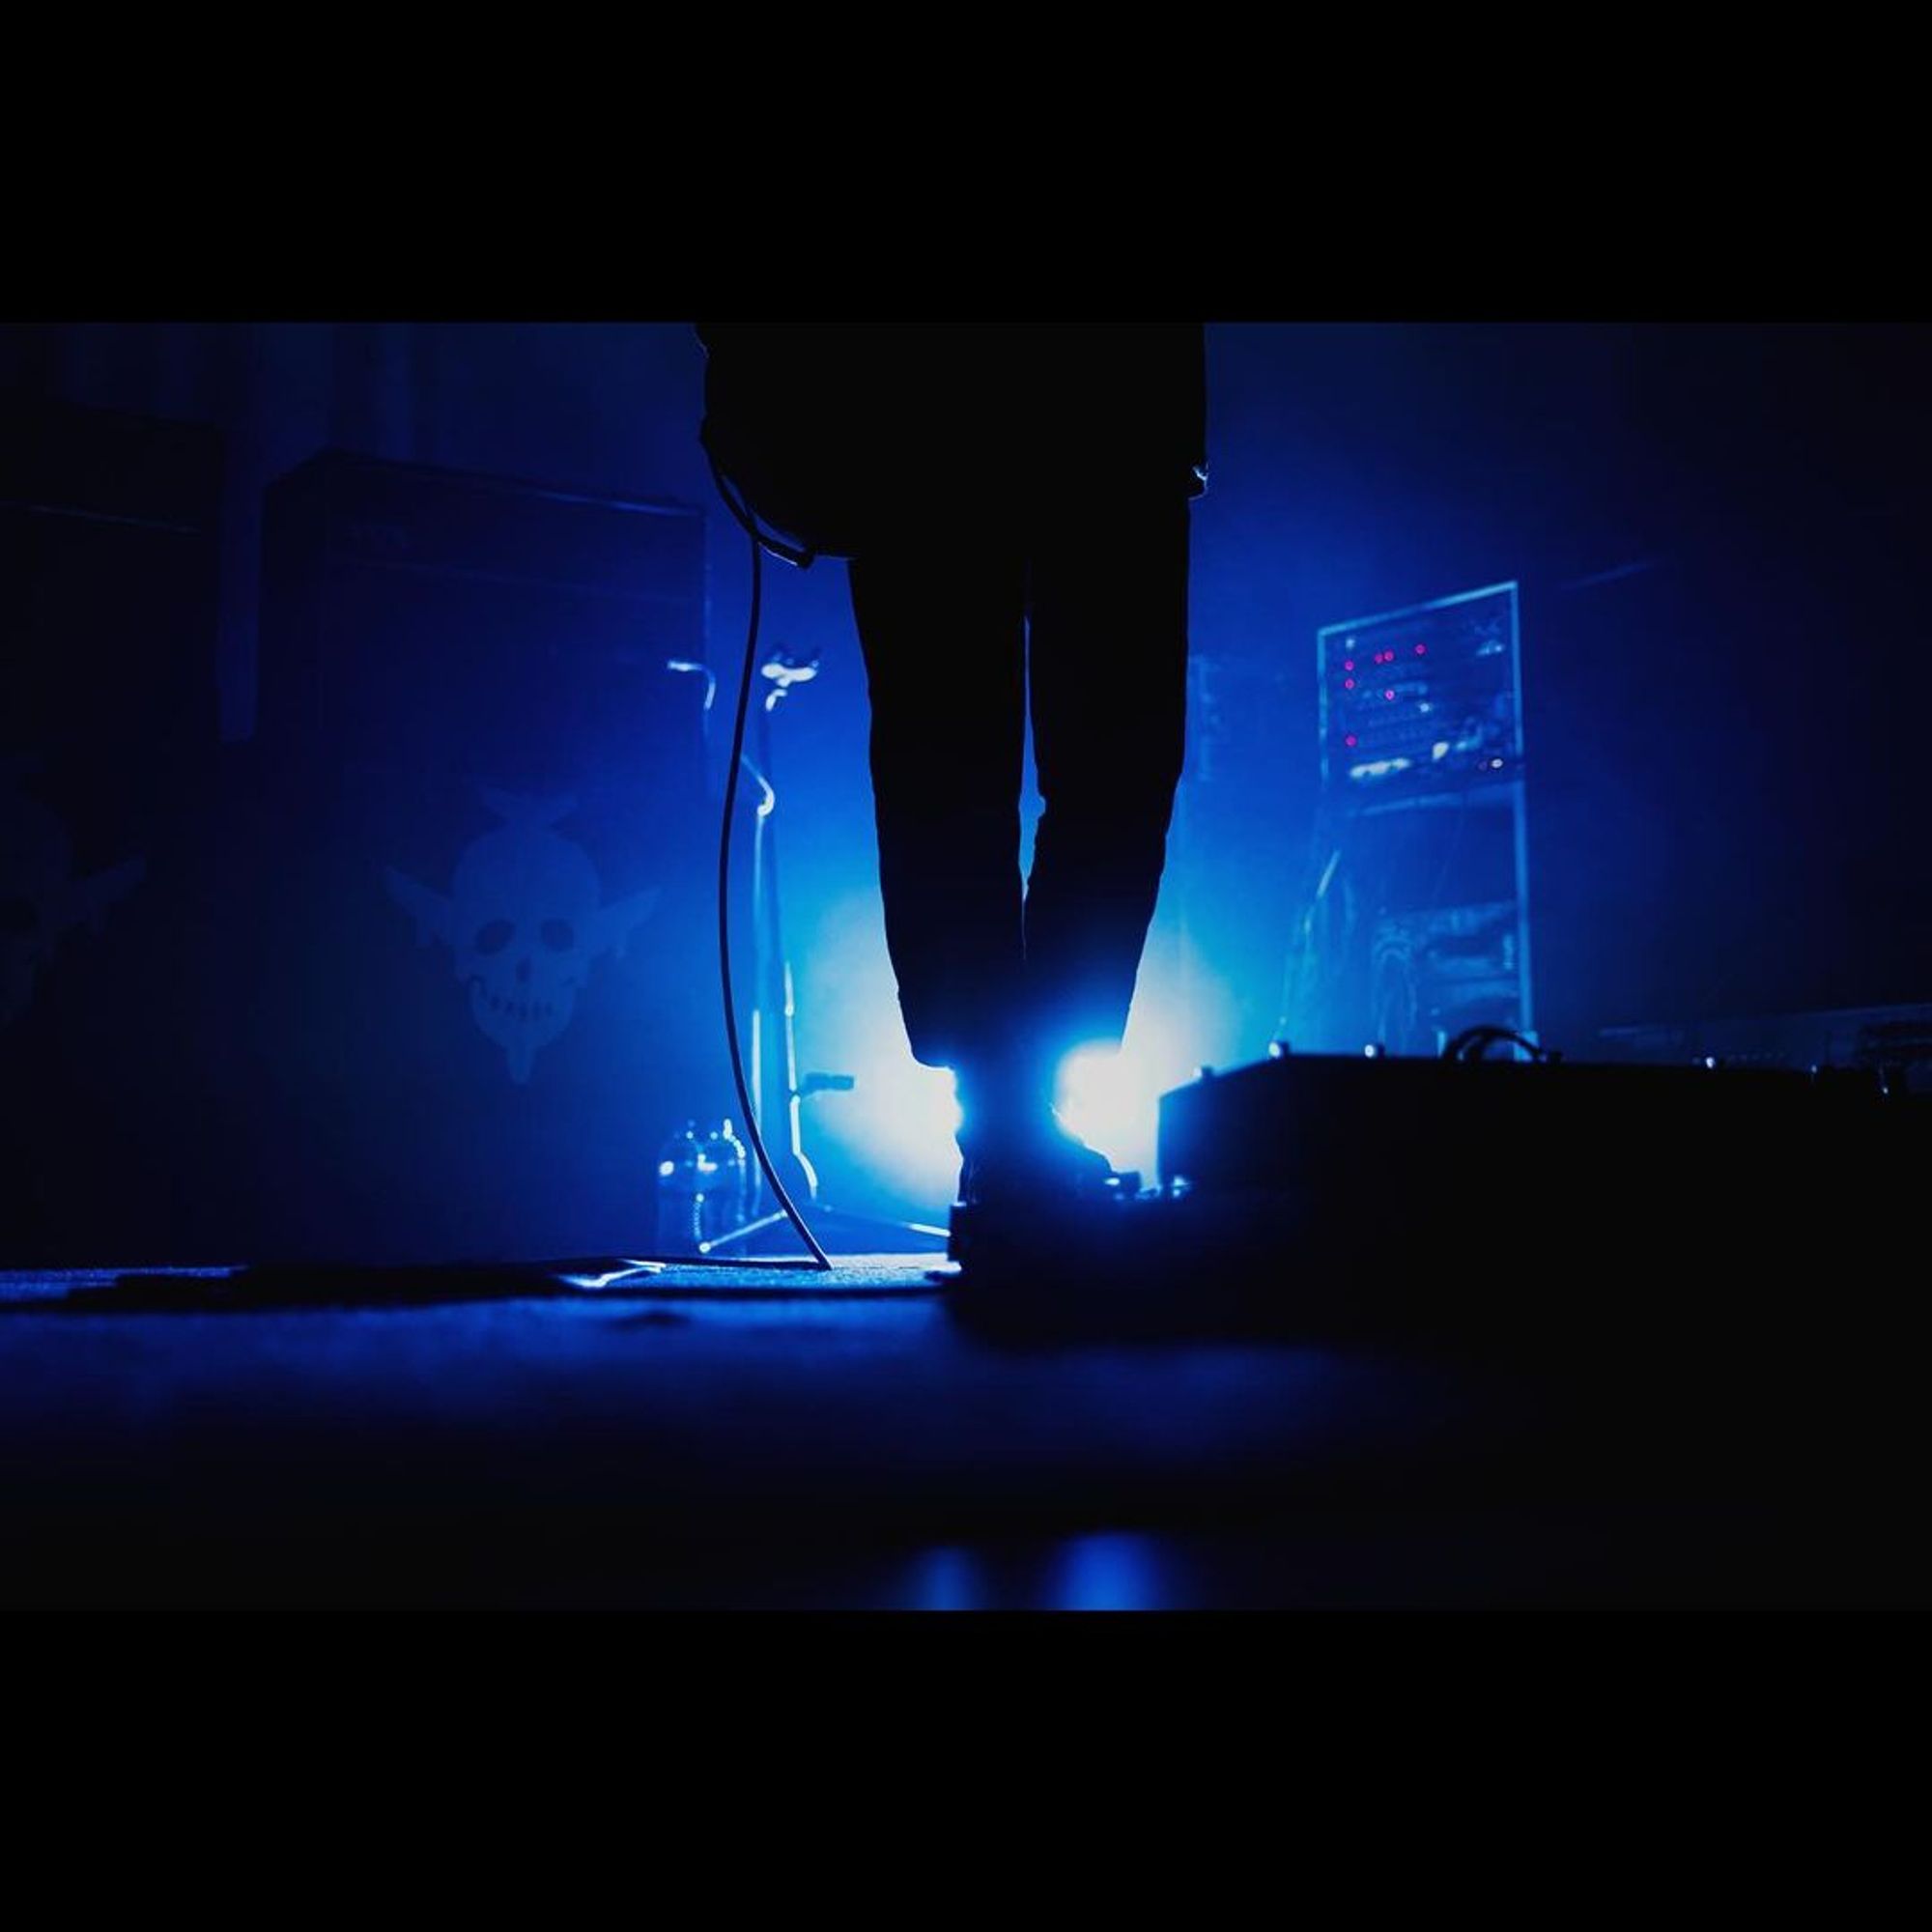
xmin=700 ymin=1119 xmax=751 ymax=1248
xmin=655 ymin=1122 xmax=704 ymax=1255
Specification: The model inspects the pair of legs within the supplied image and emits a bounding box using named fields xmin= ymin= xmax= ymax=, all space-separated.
xmin=849 ymin=484 xmax=1190 ymax=1178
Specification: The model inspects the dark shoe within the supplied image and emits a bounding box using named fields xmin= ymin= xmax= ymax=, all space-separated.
xmin=948 ymin=1120 xmax=1140 ymax=1272
xmin=957 ymin=1112 xmax=1117 ymax=1210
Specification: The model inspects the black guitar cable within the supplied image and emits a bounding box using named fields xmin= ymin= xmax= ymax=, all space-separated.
xmin=715 ymin=520 xmax=832 ymax=1269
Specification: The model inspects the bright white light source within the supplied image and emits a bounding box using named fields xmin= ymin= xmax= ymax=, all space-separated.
xmin=1056 ymin=1005 xmax=1203 ymax=1181
xmin=791 ymin=892 xmax=966 ymax=1216
xmin=1057 ymin=1045 xmax=1141 ymax=1156
xmin=898 ymin=1062 xmax=962 ymax=1143
xmin=838 ymin=1055 xmax=962 ymax=1205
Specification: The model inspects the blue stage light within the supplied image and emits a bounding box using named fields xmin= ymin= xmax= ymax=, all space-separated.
xmin=1047 ymin=1531 xmax=1166 ymax=1611
xmin=1056 ymin=1012 xmax=1199 ymax=1181
xmin=826 ymin=1051 xmax=962 ymax=1211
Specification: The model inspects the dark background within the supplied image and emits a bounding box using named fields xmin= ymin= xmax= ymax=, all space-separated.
xmin=3 ymin=321 xmax=1925 ymax=1236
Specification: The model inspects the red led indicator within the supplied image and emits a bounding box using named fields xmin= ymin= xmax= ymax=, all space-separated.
xmin=1383 ymin=689 xmax=1396 ymax=700
xmin=1343 ymin=679 xmax=1355 ymax=690
xmin=1414 ymin=643 xmax=1427 ymax=655
xmin=1343 ymin=660 xmax=1354 ymax=671
xmin=1344 ymin=734 xmax=1357 ymax=747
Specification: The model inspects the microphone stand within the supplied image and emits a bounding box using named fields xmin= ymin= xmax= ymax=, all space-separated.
xmin=699 ymin=646 xmax=950 ymax=1257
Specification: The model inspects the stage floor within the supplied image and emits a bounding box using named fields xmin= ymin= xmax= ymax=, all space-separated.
xmin=1 ymin=1252 xmax=1923 ymax=1608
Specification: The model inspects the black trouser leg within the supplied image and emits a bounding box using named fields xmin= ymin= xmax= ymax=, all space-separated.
xmin=848 ymin=545 xmax=1029 ymax=1079
xmin=1024 ymin=493 xmax=1191 ymax=1068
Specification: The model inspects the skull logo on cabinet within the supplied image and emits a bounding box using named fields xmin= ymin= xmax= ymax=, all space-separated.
xmin=0 ymin=761 xmax=145 ymax=1030
xmin=384 ymin=788 xmax=660 ymax=1084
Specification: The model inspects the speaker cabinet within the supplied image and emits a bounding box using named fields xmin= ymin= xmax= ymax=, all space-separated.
xmin=214 ymin=450 xmax=727 ymax=1264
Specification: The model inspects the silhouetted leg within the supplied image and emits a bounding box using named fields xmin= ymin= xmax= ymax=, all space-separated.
xmin=849 ymin=546 xmax=1029 ymax=1090
xmin=1024 ymin=491 xmax=1190 ymax=1079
